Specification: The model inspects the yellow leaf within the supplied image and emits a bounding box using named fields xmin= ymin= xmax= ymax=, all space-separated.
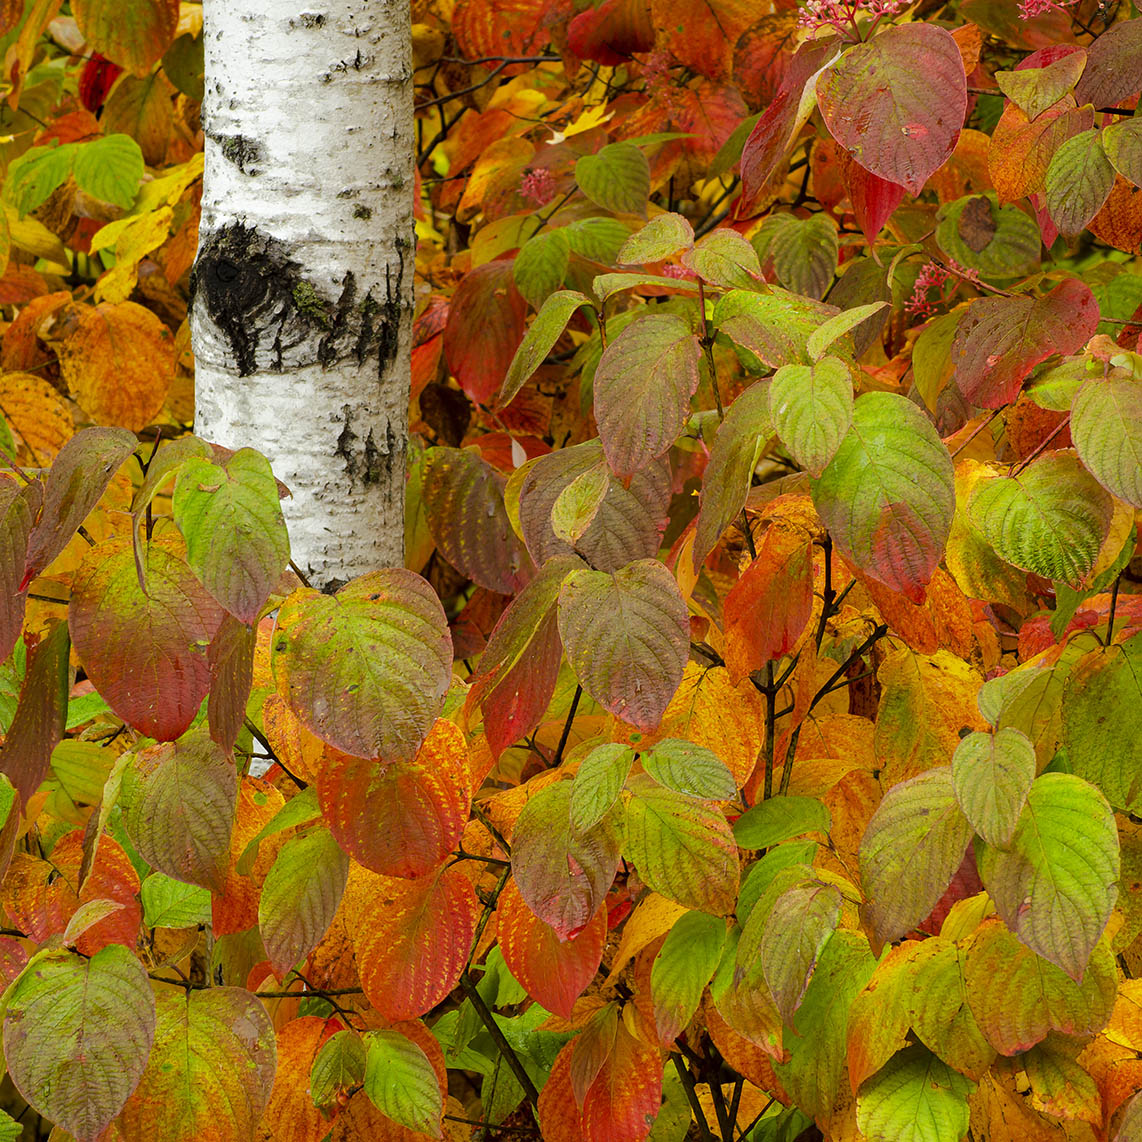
xmin=0 ymin=371 xmax=73 ymax=464
xmin=92 ymin=206 xmax=174 ymax=303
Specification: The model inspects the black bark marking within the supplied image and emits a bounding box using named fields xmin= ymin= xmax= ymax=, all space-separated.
xmin=334 ymin=407 xmax=397 ymax=488
xmin=218 ymin=134 xmax=262 ymax=174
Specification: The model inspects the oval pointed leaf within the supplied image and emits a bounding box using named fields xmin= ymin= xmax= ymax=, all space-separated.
xmin=0 ymin=482 xmax=37 ymax=662
xmin=1103 ymin=117 xmax=1142 ymax=188
xmin=713 ymin=288 xmax=839 ymax=369
xmin=69 ymin=537 xmax=223 ymax=741
xmin=121 ymin=728 xmax=237 ymax=892
xmin=817 ymin=24 xmax=967 ymax=194
xmin=575 ymin=142 xmax=650 ymax=216
xmin=500 ymin=290 xmax=592 ymax=407
xmin=770 ymin=356 xmax=853 ymax=478
xmin=311 ymin=1030 xmax=366 ymax=1111
xmin=682 ymin=228 xmax=762 ymax=290
xmin=318 ymin=718 xmax=470 ymax=877
xmin=172 ymin=447 xmax=290 ymax=622
xmin=968 ymin=451 xmax=1114 ymax=586
xmin=421 ymin=446 xmax=529 ymax=593
xmin=570 ymin=743 xmax=635 ymax=834
xmin=1072 ymin=378 xmax=1142 ymax=508
xmin=624 ymin=780 xmax=739 ymax=914
xmin=951 ymin=728 xmax=1035 ymax=848
xmin=651 ymin=910 xmax=726 ymax=1043
xmin=497 ymin=876 xmax=606 ymax=1018
xmin=811 ymin=392 xmax=955 ymax=602
xmin=511 ymin=778 xmax=621 ymax=939
xmin=642 ymin=738 xmax=736 ymax=801
xmin=1045 ymin=129 xmax=1115 ymax=238
xmin=73 ymin=0 xmax=179 ymax=75
xmin=551 ymin=462 xmax=610 ymax=546
xmin=3 ymin=946 xmax=155 ymax=1142
xmin=594 ymin=313 xmax=701 ymax=477
xmin=272 ymin=569 xmax=452 ymax=761
xmin=364 ymin=1029 xmax=444 ymax=1138
xmin=618 ymin=212 xmax=694 ymax=264
xmin=259 ymin=826 xmax=350 ymax=977
xmin=350 ymin=865 xmax=479 ymax=1021
xmin=806 ymin=302 xmax=889 ymax=362
xmin=977 ymin=773 xmax=1119 ymax=980
xmin=117 ymin=987 xmax=275 ymax=1142
xmin=733 ymin=795 xmax=830 ymax=850
xmin=513 ymin=229 xmax=570 ymax=309
xmin=558 ymin=559 xmax=688 ymax=730
xmin=860 ymin=767 xmax=974 ymax=946
xmin=140 ymin=874 xmax=211 ymax=929
xmin=856 ymin=1044 xmax=974 ymax=1142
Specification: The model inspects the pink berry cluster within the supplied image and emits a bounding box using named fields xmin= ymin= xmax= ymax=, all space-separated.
xmin=797 ymin=0 xmax=908 ymax=33
xmin=905 ymin=262 xmax=953 ymax=318
xmin=520 ymin=167 xmax=557 ymax=207
xmin=1017 ymin=0 xmax=1077 ymax=18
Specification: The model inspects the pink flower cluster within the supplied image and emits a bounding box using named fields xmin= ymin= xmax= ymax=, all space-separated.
xmin=1017 ymin=0 xmax=1076 ymax=18
xmin=905 ymin=262 xmax=953 ymax=318
xmin=797 ymin=0 xmax=907 ymax=32
xmin=520 ymin=168 xmax=556 ymax=208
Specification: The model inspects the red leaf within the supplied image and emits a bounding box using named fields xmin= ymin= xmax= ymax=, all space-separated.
xmin=68 ymin=537 xmax=223 ymax=742
xmin=951 ymin=279 xmax=1099 ymax=408
xmin=318 ymin=718 xmax=471 ymax=878
xmin=723 ymin=525 xmax=813 ymax=683
xmin=566 ymin=0 xmax=654 ymax=65
xmin=483 ymin=608 xmax=563 ymax=757
xmin=350 ymin=864 xmax=479 ymax=1021
xmin=0 ymin=479 xmax=38 ymax=662
xmin=78 ymin=52 xmax=123 ymax=112
xmin=497 ymin=877 xmax=606 ymax=1017
xmin=838 ymin=149 xmax=906 ymax=244
xmin=575 ymin=1013 xmax=663 ymax=1142
xmin=444 ymin=261 xmax=528 ymax=404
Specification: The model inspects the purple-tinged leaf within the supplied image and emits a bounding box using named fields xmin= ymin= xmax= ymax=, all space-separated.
xmin=421 ymin=446 xmax=530 ymax=594
xmin=0 ymin=480 xmax=38 ymax=663
xmin=594 ymin=313 xmax=701 ymax=477
xmin=271 ymin=570 xmax=452 ymax=762
xmin=445 ymin=259 xmax=527 ymax=405
xmin=68 ymin=537 xmax=223 ymax=742
xmin=22 ymin=426 xmax=136 ymax=584
xmin=817 ymin=24 xmax=967 ymax=195
xmin=0 ymin=618 xmax=68 ymax=807
xmin=558 ymin=558 xmax=688 ymax=730
xmin=1074 ymin=17 xmax=1142 ymax=109
xmin=121 ymin=727 xmax=237 ymax=892
xmin=811 ymin=392 xmax=954 ymax=602
xmin=713 ymin=288 xmax=840 ymax=369
xmin=3 ymin=945 xmax=155 ymax=1142
xmin=207 ymin=614 xmax=255 ymax=755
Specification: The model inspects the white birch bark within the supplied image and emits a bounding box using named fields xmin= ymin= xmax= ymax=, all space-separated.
xmin=192 ymin=0 xmax=412 ymax=588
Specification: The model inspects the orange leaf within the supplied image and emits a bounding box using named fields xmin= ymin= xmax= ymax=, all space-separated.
xmin=261 ymin=694 xmax=325 ymax=784
xmin=318 ymin=719 xmax=471 ymax=879
xmin=723 ymin=524 xmax=814 ymax=683
xmin=859 ymin=567 xmax=976 ymax=658
xmin=651 ymin=0 xmax=761 ymax=80
xmin=258 ymin=1016 xmax=337 ymax=1142
xmin=1090 ymin=175 xmax=1142 ymax=255
xmin=538 ymin=1044 xmax=588 ymax=1142
xmin=497 ymin=877 xmax=606 ymax=1017
xmin=349 ymin=863 xmax=479 ymax=1021
xmin=579 ymin=1013 xmax=663 ymax=1142
xmin=212 ymin=777 xmax=286 ymax=936
xmin=988 ymin=100 xmax=1092 ymax=203
xmin=0 ymin=291 xmax=70 ymax=373
xmin=52 ymin=301 xmax=175 ymax=431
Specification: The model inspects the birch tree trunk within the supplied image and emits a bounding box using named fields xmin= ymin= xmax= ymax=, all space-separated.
xmin=191 ymin=0 xmax=412 ymax=588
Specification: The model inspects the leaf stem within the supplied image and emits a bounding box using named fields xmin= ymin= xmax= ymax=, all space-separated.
xmin=1107 ymin=574 xmax=1122 ymax=644
xmin=550 ymin=683 xmax=582 ymax=768
xmin=671 ymin=1053 xmax=715 ymax=1142
xmin=460 ymin=971 xmax=541 ymax=1109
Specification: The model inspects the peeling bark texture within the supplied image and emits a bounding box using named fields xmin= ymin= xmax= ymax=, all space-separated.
xmin=192 ymin=0 xmax=413 ymax=587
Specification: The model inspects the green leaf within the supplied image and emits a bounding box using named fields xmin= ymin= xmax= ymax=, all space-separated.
xmin=140 ymin=873 xmax=212 ymax=928
xmin=566 ymin=216 xmax=632 ymax=263
xmin=811 ymin=391 xmax=955 ymax=602
xmin=121 ymin=727 xmax=237 ymax=892
xmin=618 ymin=212 xmax=694 ymax=264
xmin=364 ymin=1029 xmax=443 ymax=1138
xmin=551 ymin=461 xmax=610 ymax=546
xmin=860 ymin=767 xmax=974 ymax=946
xmin=641 ymin=738 xmax=736 ymax=801
xmin=271 ymin=569 xmax=452 ymax=762
xmin=259 ymin=826 xmax=350 ymax=977
xmin=511 ymin=778 xmax=621 ymax=939
xmin=737 ymin=844 xmax=818 ymax=922
xmin=681 ymin=228 xmax=762 ymax=290
xmin=856 ymin=1045 xmax=975 ymax=1142
xmin=806 ymin=302 xmax=889 ymax=362
xmin=1026 ymin=356 xmax=1090 ymax=412
xmin=713 ymin=288 xmax=840 ymax=369
xmin=237 ymin=785 xmax=321 ymax=874
xmin=558 ymin=559 xmax=688 ymax=730
xmin=311 ymin=1029 xmax=367 ymax=1110
xmin=3 ymin=946 xmax=156 ymax=1142
xmin=591 ymin=271 xmax=698 ymax=303
xmin=1062 ymin=635 xmax=1142 ymax=813
xmin=594 ymin=313 xmax=701 ymax=476
xmin=570 ymin=743 xmax=635 ymax=834
xmin=770 ymin=356 xmax=853 ymax=478
xmin=1071 ymin=377 xmax=1142 ymax=508
xmin=692 ymin=379 xmax=772 ymax=572
xmin=951 ymin=728 xmax=1035 ymax=848
xmin=754 ymin=213 xmax=838 ymax=300
xmin=967 ymin=451 xmax=1114 ymax=586
xmin=977 ymin=773 xmax=1119 ymax=980
xmin=1044 ymin=130 xmax=1115 ymax=238
xmin=994 ymin=52 xmax=1086 ymax=119
xmin=117 ymin=986 xmax=276 ymax=1141
xmin=624 ymin=777 xmax=740 ymax=914
xmin=936 ymin=192 xmax=1041 ymax=282
xmin=816 ymin=24 xmax=966 ymax=195
xmin=575 ymin=142 xmax=651 ymax=216
xmin=173 ymin=447 xmax=290 ymax=623
xmin=513 ymin=229 xmax=570 ymax=309
xmin=651 ymin=911 xmax=726 ymax=1042
xmin=72 ymin=134 xmax=146 ymax=209
xmin=733 ymin=796 xmax=830 ymax=850
xmin=5 ymin=143 xmax=78 ymax=215
xmin=0 ymin=1111 xmax=20 ymax=1142
xmin=1102 ymin=117 xmax=1142 ymax=189
xmin=500 ymin=290 xmax=593 ymax=407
